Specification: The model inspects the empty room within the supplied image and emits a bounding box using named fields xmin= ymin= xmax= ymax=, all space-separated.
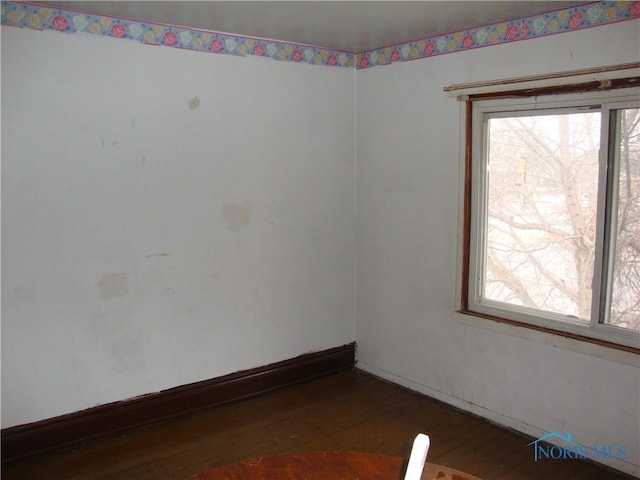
xmin=2 ymin=1 xmax=639 ymax=479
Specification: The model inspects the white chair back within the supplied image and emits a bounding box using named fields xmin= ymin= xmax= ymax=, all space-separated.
xmin=403 ymin=433 xmax=430 ymax=480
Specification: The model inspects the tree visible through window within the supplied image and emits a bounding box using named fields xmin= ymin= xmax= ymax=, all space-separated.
xmin=485 ymin=111 xmax=601 ymax=321
xmin=608 ymin=107 xmax=640 ymax=331
xmin=467 ymin=89 xmax=640 ymax=348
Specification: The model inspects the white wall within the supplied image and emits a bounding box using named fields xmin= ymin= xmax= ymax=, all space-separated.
xmin=356 ymin=21 xmax=640 ymax=476
xmin=1 ymin=27 xmax=355 ymax=427
xmin=3 ymin=14 xmax=639 ymax=476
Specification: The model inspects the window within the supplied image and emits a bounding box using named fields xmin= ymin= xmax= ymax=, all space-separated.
xmin=465 ymin=85 xmax=640 ymax=349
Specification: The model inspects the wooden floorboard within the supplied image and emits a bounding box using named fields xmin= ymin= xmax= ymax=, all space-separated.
xmin=2 ymin=369 xmax=634 ymax=480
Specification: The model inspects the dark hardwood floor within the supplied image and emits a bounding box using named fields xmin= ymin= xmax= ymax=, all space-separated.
xmin=2 ymin=369 xmax=634 ymax=479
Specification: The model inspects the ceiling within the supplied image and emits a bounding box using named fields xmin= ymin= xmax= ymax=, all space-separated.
xmin=46 ymin=1 xmax=587 ymax=53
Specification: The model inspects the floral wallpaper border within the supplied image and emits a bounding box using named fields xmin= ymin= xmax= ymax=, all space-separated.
xmin=2 ymin=1 xmax=639 ymax=69
xmin=0 ymin=1 xmax=356 ymax=68
xmin=356 ymin=1 xmax=640 ymax=69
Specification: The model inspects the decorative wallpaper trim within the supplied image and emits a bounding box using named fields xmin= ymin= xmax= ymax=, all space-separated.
xmin=0 ymin=1 xmax=355 ymax=68
xmin=2 ymin=1 xmax=638 ymax=69
xmin=356 ymin=1 xmax=640 ymax=69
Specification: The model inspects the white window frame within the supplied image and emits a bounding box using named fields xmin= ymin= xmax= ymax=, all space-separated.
xmin=467 ymin=88 xmax=640 ymax=350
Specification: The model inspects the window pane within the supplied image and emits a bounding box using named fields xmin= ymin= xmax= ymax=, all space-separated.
xmin=608 ymin=108 xmax=640 ymax=331
xmin=484 ymin=111 xmax=601 ymax=320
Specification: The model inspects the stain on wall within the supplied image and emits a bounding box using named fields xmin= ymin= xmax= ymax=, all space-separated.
xmin=188 ymin=96 xmax=200 ymax=111
xmin=7 ymin=286 xmax=33 ymax=305
xmin=145 ymin=252 xmax=172 ymax=258
xmin=222 ymin=202 xmax=250 ymax=231
xmin=96 ymin=272 xmax=129 ymax=301
xmin=89 ymin=305 xmax=131 ymax=336
xmin=112 ymin=335 xmax=146 ymax=374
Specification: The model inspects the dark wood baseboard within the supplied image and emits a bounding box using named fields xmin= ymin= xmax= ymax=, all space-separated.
xmin=1 ymin=342 xmax=356 ymax=464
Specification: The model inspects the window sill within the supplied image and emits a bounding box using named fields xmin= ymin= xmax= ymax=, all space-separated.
xmin=453 ymin=309 xmax=640 ymax=367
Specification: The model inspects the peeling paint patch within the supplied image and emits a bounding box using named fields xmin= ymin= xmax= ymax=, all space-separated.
xmin=97 ymin=272 xmax=129 ymax=301
xmin=222 ymin=203 xmax=250 ymax=231
xmin=188 ymin=96 xmax=200 ymax=111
